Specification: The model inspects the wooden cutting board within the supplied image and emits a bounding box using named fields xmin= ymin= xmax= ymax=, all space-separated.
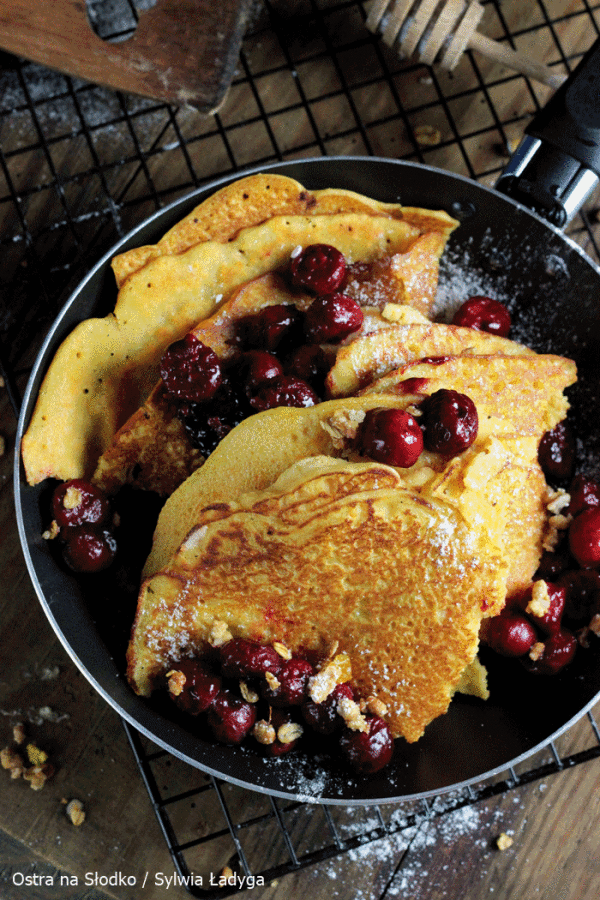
xmin=0 ymin=0 xmax=255 ymax=113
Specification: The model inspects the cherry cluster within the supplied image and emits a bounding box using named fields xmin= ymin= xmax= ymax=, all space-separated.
xmin=167 ymin=638 xmax=394 ymax=775
xmin=50 ymin=479 xmax=117 ymax=573
xmin=357 ymin=388 xmax=480 ymax=468
xmin=484 ymin=450 xmax=600 ymax=675
xmin=159 ymin=244 xmax=365 ymax=455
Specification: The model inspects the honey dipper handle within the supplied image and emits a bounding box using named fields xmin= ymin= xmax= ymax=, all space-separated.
xmin=468 ymin=30 xmax=567 ymax=90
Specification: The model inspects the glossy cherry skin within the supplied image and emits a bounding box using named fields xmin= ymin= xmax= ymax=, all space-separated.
xmin=538 ymin=421 xmax=576 ymax=484
xmin=169 ymin=659 xmax=221 ymax=715
xmin=284 ymin=344 xmax=331 ymax=394
xmin=338 ymin=715 xmax=394 ymax=774
xmin=301 ymin=683 xmax=355 ymax=735
xmin=261 ymin=658 xmax=314 ymax=707
xmin=535 ymin=545 xmax=571 ymax=582
xmin=568 ymin=474 xmax=600 ymax=517
xmin=518 ymin=582 xmax=566 ymax=636
xmin=235 ymin=304 xmax=300 ymax=352
xmin=52 ymin=479 xmax=111 ymax=529
xmin=451 ymin=296 xmax=511 ymax=336
xmin=206 ymin=690 xmax=257 ymax=745
xmin=421 ymin=389 xmax=478 ymax=456
xmin=160 ymin=334 xmax=222 ymax=402
xmin=303 ymin=293 xmax=364 ymax=344
xmin=569 ymin=508 xmax=600 ymax=568
xmin=526 ymin=628 xmax=577 ymax=675
xmin=290 ymin=244 xmax=346 ymax=295
xmin=234 ymin=350 xmax=284 ymax=395
xmin=219 ymin=639 xmax=282 ymax=680
xmin=358 ymin=408 xmax=424 ymax=468
xmin=250 ymin=375 xmax=318 ymax=411
xmin=484 ymin=610 xmax=537 ymax=657
xmin=62 ymin=526 xmax=117 ymax=573
xmin=558 ymin=569 xmax=600 ymax=625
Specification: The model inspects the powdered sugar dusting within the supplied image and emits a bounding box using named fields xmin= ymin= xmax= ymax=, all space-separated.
xmin=305 ymin=791 xmax=519 ymax=899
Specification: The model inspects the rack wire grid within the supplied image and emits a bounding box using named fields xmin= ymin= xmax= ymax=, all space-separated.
xmin=3 ymin=0 xmax=600 ymax=896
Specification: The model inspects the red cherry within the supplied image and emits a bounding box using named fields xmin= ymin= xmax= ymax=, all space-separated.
xmin=250 ymin=375 xmax=318 ymax=411
xmin=338 ymin=715 xmax=394 ymax=774
xmin=62 ymin=526 xmax=117 ymax=573
xmin=285 ymin=344 xmax=332 ymax=394
xmin=168 ymin=659 xmax=221 ymax=715
xmin=358 ymin=408 xmax=424 ymax=468
xmin=527 ymin=627 xmax=577 ymax=675
xmin=160 ymin=334 xmax=222 ymax=402
xmin=290 ymin=244 xmax=346 ymax=295
xmin=421 ymin=389 xmax=478 ymax=456
xmin=219 ymin=639 xmax=282 ymax=680
xmin=485 ymin=610 xmax=537 ymax=657
xmin=451 ymin=296 xmax=511 ymax=336
xmin=538 ymin=421 xmax=576 ymax=484
xmin=235 ymin=350 xmax=283 ymax=394
xmin=535 ymin=546 xmax=571 ymax=582
xmin=558 ymin=569 xmax=600 ymax=625
xmin=518 ymin=581 xmax=566 ymax=636
xmin=261 ymin=658 xmax=314 ymax=707
xmin=569 ymin=508 xmax=600 ymax=568
xmin=235 ymin=305 xmax=300 ymax=352
xmin=206 ymin=690 xmax=257 ymax=744
xmin=304 ymin=293 xmax=364 ymax=344
xmin=568 ymin=474 xmax=600 ymax=517
xmin=302 ymin=683 xmax=355 ymax=735
xmin=52 ymin=479 xmax=110 ymax=529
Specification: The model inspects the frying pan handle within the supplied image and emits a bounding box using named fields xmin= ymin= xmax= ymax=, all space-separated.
xmin=495 ymin=37 xmax=600 ymax=227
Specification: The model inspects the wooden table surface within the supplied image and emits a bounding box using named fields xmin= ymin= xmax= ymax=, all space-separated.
xmin=2 ymin=2 xmax=600 ymax=899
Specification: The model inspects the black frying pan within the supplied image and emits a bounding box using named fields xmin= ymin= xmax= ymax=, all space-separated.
xmin=14 ymin=41 xmax=600 ymax=805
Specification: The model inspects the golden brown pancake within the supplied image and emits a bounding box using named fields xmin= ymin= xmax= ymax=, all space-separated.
xmin=326 ymin=322 xmax=535 ymax=397
xmin=111 ymin=172 xmax=457 ymax=287
xmin=142 ymin=395 xmax=419 ymax=575
xmin=141 ymin=390 xmax=550 ymax=601
xmin=90 ymin=272 xmax=428 ymax=498
xmin=127 ymin=457 xmax=509 ymax=743
xmin=22 ymin=211 xmax=437 ymax=486
xmin=359 ymin=354 xmax=577 ymax=436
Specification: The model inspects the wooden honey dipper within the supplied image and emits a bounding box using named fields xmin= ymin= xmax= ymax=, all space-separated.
xmin=365 ymin=0 xmax=567 ymax=89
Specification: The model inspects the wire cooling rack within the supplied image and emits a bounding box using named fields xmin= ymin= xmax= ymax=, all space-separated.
xmin=3 ymin=0 xmax=600 ymax=896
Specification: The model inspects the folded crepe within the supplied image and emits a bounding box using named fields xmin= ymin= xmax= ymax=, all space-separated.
xmin=111 ymin=172 xmax=457 ymax=286
xmin=89 ymin=272 xmax=429 ymax=498
xmin=142 ymin=339 xmax=575 ymax=579
xmin=359 ymin=353 xmax=577 ymax=436
xmin=127 ymin=457 xmax=510 ymax=743
xmin=326 ymin=321 xmax=536 ymax=397
xmin=22 ymin=171 xmax=457 ymax=488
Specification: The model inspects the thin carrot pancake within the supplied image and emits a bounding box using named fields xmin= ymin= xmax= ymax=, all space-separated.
xmin=127 ymin=458 xmax=509 ymax=744
xmin=22 ymin=209 xmax=455 ymax=487
xmin=111 ymin=171 xmax=457 ymax=287
xmin=89 ymin=271 xmax=428 ymax=498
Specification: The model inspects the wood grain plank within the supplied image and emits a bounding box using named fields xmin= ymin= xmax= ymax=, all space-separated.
xmin=0 ymin=0 xmax=254 ymax=111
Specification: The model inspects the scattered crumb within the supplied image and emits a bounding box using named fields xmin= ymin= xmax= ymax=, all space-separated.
xmin=529 ymin=642 xmax=545 ymax=662
xmin=496 ymin=832 xmax=514 ymax=850
xmin=42 ymin=520 xmax=60 ymax=540
xmin=1 ymin=724 xmax=55 ymax=790
xmin=25 ymin=743 xmax=48 ymax=766
xmin=413 ymin=124 xmax=442 ymax=146
xmin=65 ymin=798 xmax=86 ymax=826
